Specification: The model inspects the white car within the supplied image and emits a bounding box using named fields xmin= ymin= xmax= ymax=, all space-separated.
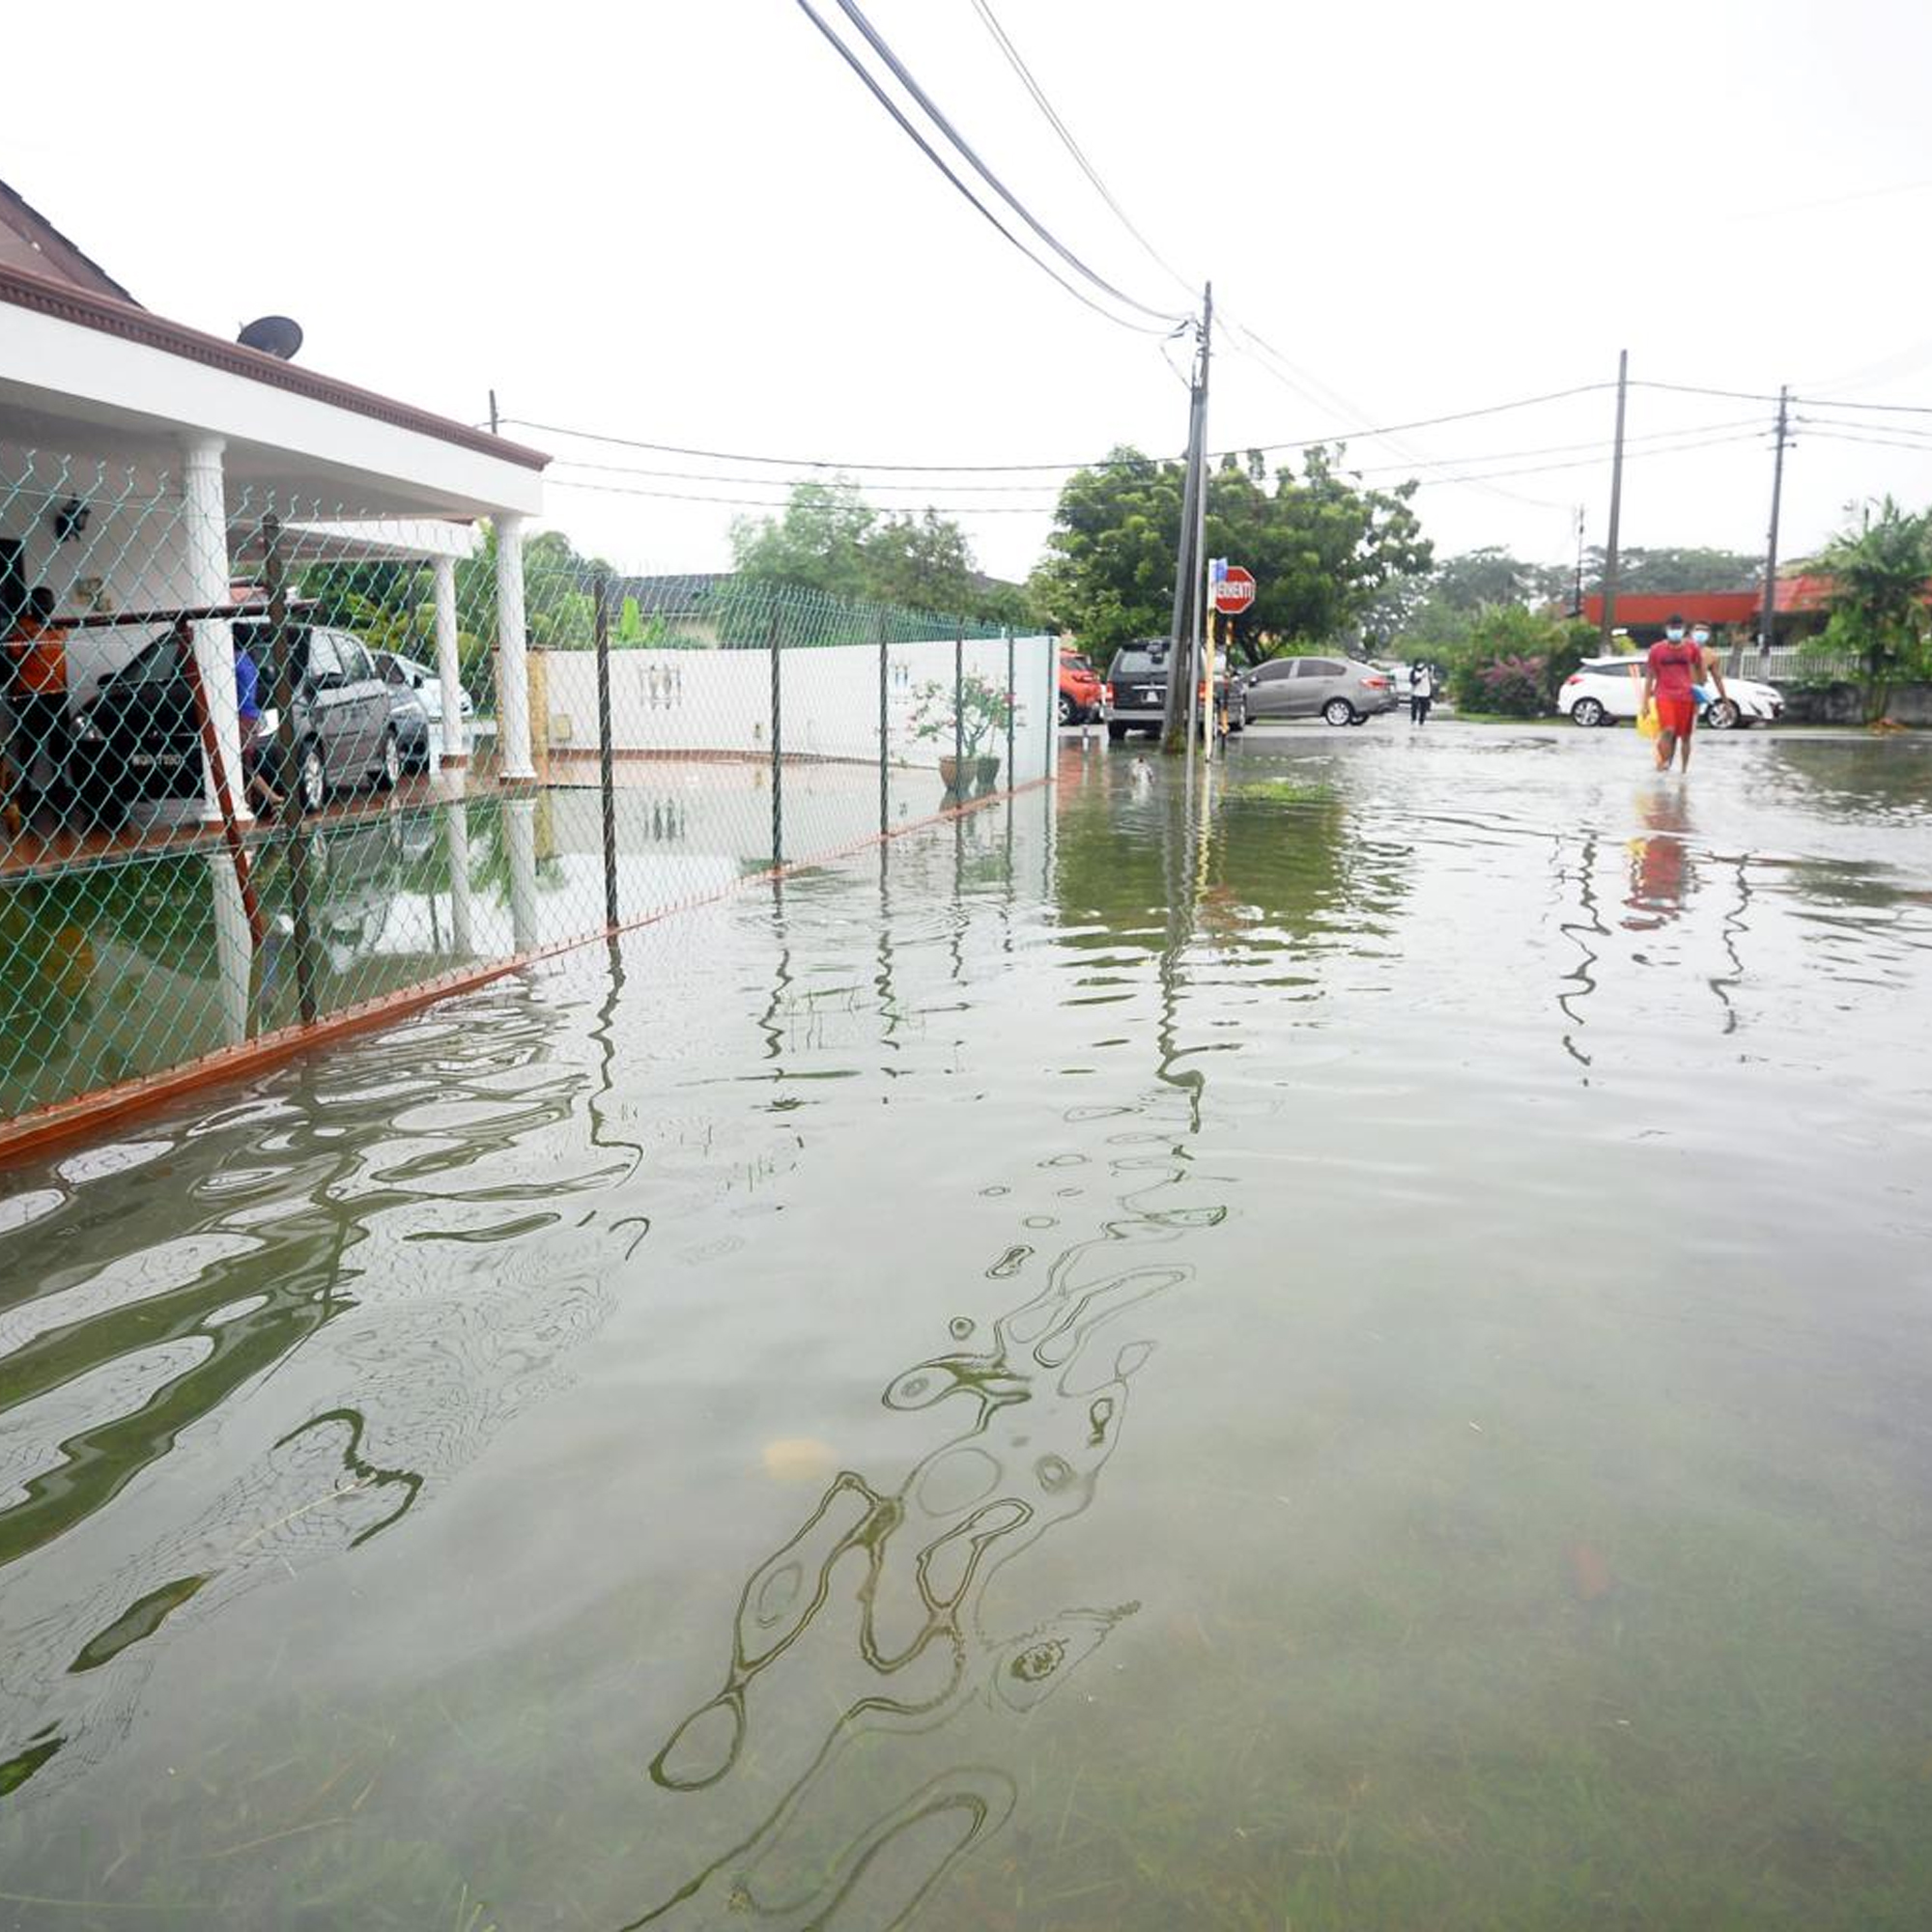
xmin=1558 ymin=656 xmax=1784 ymax=730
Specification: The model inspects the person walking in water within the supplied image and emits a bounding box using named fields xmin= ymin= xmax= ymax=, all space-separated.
xmin=1642 ymin=614 xmax=1726 ymax=773
xmin=1408 ymin=660 xmax=1435 ymax=725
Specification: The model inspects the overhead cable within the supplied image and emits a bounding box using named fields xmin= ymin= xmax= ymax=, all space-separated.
xmin=791 ymin=0 xmax=1175 ymax=335
xmin=826 ymin=0 xmax=1187 ymax=325
xmin=966 ymin=0 xmax=1201 ymax=304
xmin=497 ymin=381 xmax=1620 ymax=476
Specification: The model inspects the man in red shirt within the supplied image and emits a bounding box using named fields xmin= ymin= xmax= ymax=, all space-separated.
xmin=1641 ymin=613 xmax=1726 ymax=773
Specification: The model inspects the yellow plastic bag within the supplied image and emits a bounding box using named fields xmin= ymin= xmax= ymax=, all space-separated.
xmin=1636 ymin=700 xmax=1662 ymax=741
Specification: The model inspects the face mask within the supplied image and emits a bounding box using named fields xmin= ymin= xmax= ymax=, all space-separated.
xmin=1691 ymin=631 xmax=1710 ymax=646
xmin=1664 ymin=627 xmax=1685 ymax=641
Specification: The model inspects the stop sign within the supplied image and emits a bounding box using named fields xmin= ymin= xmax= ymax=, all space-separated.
xmin=1211 ymin=563 xmax=1256 ymax=614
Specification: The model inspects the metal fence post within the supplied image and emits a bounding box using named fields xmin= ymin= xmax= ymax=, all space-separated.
xmin=1005 ymin=625 xmax=1014 ymax=786
xmin=264 ymin=513 xmax=319 ymax=1026
xmin=953 ymin=629 xmax=964 ymax=787
xmin=768 ymin=608 xmax=783 ymax=867
xmin=594 ymin=569 xmax=618 ymax=932
xmin=877 ymin=611 xmax=890 ymax=837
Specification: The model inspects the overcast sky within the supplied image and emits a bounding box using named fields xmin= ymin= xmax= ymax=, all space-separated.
xmin=13 ymin=0 xmax=1932 ymax=586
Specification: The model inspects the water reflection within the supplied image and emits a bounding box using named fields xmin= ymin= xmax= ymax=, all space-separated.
xmin=1622 ymin=785 xmax=1696 ymax=930
xmin=626 ymin=1148 xmax=1216 ymax=1928
xmin=0 ymin=975 xmax=640 ymax=1815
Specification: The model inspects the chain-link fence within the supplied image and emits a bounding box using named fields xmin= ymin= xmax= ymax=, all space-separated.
xmin=0 ymin=455 xmax=1057 ymax=1139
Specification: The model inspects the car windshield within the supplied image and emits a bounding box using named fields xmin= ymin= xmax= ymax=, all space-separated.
xmin=1112 ymin=651 xmax=1164 ymax=678
xmin=1064 ymin=655 xmax=1096 ymax=675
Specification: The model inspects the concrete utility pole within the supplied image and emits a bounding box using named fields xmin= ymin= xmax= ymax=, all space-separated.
xmin=1162 ymin=285 xmax=1212 ymax=755
xmin=1598 ymin=350 xmax=1629 ymax=655
xmin=1758 ymin=384 xmax=1792 ymax=668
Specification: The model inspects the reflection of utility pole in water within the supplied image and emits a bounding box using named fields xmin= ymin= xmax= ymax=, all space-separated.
xmin=1556 ymin=831 xmax=1607 ymax=1072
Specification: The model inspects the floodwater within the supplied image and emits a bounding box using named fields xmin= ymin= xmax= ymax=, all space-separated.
xmin=2 ymin=723 xmax=1930 ymax=1930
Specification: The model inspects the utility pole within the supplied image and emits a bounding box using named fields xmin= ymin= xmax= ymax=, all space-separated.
xmin=1163 ymin=285 xmax=1211 ymax=755
xmin=1598 ymin=350 xmax=1628 ymax=654
xmin=1758 ymin=384 xmax=1791 ymax=668
xmin=1571 ymin=504 xmax=1586 ymax=618
xmin=488 ymin=388 xmax=500 ymax=436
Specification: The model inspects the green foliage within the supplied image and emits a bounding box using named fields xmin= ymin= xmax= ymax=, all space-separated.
xmin=1431 ymin=547 xmax=1571 ymax=611
xmin=907 ymin=672 xmax=1016 ymax=759
xmin=1585 ymin=545 xmax=1762 ymax=594
xmin=1438 ymin=605 xmax=1593 ymax=715
xmin=1033 ymin=444 xmax=1433 ymax=662
xmin=1226 ymin=778 xmax=1337 ymax=804
xmin=729 ymin=479 xmax=1026 ymax=624
xmin=1815 ymin=496 xmax=1932 ymax=723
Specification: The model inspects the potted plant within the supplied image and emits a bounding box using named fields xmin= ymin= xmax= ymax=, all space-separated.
xmin=909 ymin=674 xmax=1017 ymax=794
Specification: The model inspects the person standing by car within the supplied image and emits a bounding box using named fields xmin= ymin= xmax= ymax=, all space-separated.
xmin=1409 ymin=661 xmax=1435 ymax=725
xmin=1642 ymin=614 xmax=1727 ymax=774
xmin=5 ymin=587 xmax=71 ymax=818
xmin=234 ymin=640 xmax=283 ymax=816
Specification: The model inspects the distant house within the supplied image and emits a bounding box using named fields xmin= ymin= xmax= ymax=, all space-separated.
xmin=1579 ymin=581 xmax=1850 ymax=649
xmin=611 ymin=572 xmax=736 ymax=645
xmin=0 ymin=175 xmax=551 ymax=802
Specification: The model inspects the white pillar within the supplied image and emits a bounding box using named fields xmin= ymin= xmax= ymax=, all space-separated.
xmin=445 ymin=801 xmax=474 ymax=956
xmin=433 ymin=555 xmax=466 ymax=770
xmin=495 ymin=515 xmax=534 ymax=780
xmin=504 ymin=798 xmax=538 ymax=953
xmin=181 ymin=437 xmax=248 ymax=822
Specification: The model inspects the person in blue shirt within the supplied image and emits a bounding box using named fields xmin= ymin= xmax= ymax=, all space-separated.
xmin=234 ymin=643 xmax=283 ymax=814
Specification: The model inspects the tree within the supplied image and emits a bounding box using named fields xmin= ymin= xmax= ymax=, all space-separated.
xmin=1430 ymin=547 xmax=1570 ymax=611
xmin=1033 ymin=443 xmax=1433 ymax=663
xmin=1583 ymin=546 xmax=1760 ymax=595
xmin=730 ymin=481 xmax=875 ymax=601
xmin=729 ymin=480 xmax=1021 ymax=623
xmin=1815 ymin=497 xmax=1932 ymax=723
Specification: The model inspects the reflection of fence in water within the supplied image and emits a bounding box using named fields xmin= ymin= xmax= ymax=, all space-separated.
xmin=0 ymin=976 xmax=639 ymax=1815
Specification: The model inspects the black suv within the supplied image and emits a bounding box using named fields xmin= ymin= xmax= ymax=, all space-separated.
xmin=1102 ymin=640 xmax=1247 ymax=742
xmin=70 ymin=621 xmax=399 ymax=824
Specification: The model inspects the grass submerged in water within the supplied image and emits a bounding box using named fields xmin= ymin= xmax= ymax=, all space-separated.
xmin=1225 ymin=779 xmax=1339 ymax=805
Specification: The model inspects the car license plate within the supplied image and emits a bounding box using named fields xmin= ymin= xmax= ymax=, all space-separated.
xmin=128 ymin=751 xmax=185 ymax=768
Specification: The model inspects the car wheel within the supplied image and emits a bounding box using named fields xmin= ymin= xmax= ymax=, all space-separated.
xmin=1571 ymin=696 xmax=1605 ymax=727
xmin=298 ymin=741 xmax=327 ymax=814
xmin=1705 ymin=698 xmax=1741 ymax=731
xmin=1057 ymin=693 xmax=1075 ymax=726
xmin=1322 ymin=698 xmax=1356 ymax=726
xmin=1107 ymin=723 xmax=1127 ymax=743
xmin=376 ymin=728 xmax=401 ymax=790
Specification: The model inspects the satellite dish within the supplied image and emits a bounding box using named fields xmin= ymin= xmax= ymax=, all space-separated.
xmin=238 ymin=315 xmax=303 ymax=360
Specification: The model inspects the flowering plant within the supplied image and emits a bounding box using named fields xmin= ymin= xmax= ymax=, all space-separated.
xmin=908 ymin=674 xmax=1016 ymax=759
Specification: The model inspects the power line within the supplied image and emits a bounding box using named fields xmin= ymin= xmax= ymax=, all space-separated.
xmin=965 ymin=0 xmax=1201 ymax=304
xmin=498 ymin=380 xmax=1620 ymax=476
xmin=1796 ymin=394 xmax=1932 ymax=417
xmin=1796 ymin=413 xmax=1932 ymax=442
xmin=546 ymin=476 xmax=1058 ymax=515
xmin=791 ymin=0 xmax=1177 ymax=335
xmin=544 ymin=412 xmax=1762 ymax=499
xmin=828 ymin=0 xmax=1187 ymax=324
xmin=1631 ymin=377 xmax=1784 ymax=404
xmin=544 ymin=428 xmax=1769 ymax=517
xmin=549 ymin=456 xmax=1065 ymax=497
xmin=1403 ymin=428 xmax=1770 ymax=493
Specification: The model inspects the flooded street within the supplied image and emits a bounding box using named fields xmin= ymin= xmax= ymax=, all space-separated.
xmin=3 ymin=724 xmax=1931 ymax=1930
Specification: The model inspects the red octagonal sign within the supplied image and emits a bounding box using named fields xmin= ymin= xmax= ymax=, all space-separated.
xmin=1212 ymin=564 xmax=1256 ymax=614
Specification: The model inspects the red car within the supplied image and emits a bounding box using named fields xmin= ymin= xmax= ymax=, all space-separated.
xmin=1059 ymin=649 xmax=1108 ymax=725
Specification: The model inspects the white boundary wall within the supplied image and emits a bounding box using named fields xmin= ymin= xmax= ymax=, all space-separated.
xmin=537 ymin=634 xmax=1055 ymax=781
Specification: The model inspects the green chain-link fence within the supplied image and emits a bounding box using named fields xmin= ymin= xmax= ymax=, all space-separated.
xmin=1 ymin=456 xmax=1058 ymax=1137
